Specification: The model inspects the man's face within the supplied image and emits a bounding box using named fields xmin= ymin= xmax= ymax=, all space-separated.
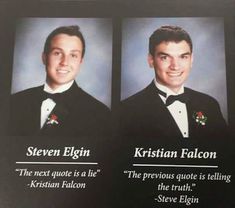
xmin=148 ymin=40 xmax=193 ymax=93
xmin=42 ymin=34 xmax=83 ymax=90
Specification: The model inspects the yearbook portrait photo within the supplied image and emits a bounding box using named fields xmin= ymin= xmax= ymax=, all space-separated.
xmin=9 ymin=18 xmax=113 ymax=137
xmin=120 ymin=18 xmax=228 ymax=140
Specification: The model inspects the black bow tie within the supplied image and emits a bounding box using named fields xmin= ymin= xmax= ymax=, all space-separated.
xmin=165 ymin=94 xmax=188 ymax=106
xmin=41 ymin=91 xmax=63 ymax=103
xmin=156 ymin=87 xmax=188 ymax=106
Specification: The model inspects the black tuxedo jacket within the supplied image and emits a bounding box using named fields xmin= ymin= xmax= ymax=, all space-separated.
xmin=120 ymin=81 xmax=227 ymax=143
xmin=8 ymin=82 xmax=110 ymax=137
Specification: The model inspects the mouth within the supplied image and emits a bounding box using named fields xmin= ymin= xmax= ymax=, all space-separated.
xmin=167 ymin=72 xmax=183 ymax=77
xmin=56 ymin=68 xmax=70 ymax=74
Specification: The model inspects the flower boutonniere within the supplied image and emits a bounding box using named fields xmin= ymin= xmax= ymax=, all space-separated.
xmin=193 ymin=111 xmax=207 ymax=126
xmin=46 ymin=114 xmax=59 ymax=125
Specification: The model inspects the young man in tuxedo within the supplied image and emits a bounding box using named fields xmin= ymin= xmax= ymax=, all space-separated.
xmin=9 ymin=25 xmax=110 ymax=137
xmin=120 ymin=25 xmax=227 ymax=141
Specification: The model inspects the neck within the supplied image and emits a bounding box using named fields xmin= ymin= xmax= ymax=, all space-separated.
xmin=46 ymin=79 xmax=59 ymax=91
xmin=44 ymin=80 xmax=74 ymax=93
xmin=171 ymin=87 xmax=181 ymax=94
xmin=154 ymin=79 xmax=184 ymax=95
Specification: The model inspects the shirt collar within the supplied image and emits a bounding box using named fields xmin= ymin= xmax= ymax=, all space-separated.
xmin=44 ymin=80 xmax=74 ymax=94
xmin=154 ymin=78 xmax=184 ymax=98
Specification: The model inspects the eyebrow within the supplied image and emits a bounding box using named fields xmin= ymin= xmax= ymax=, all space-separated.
xmin=180 ymin=52 xmax=191 ymax=56
xmin=157 ymin=52 xmax=169 ymax=56
xmin=70 ymin=49 xmax=82 ymax=53
xmin=156 ymin=52 xmax=191 ymax=56
xmin=50 ymin=47 xmax=82 ymax=53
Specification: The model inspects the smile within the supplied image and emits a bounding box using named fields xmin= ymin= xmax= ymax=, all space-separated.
xmin=167 ymin=72 xmax=183 ymax=77
xmin=56 ymin=69 xmax=70 ymax=74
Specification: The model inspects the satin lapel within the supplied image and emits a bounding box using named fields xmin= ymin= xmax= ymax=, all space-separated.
xmin=39 ymin=82 xmax=78 ymax=135
xmin=40 ymin=103 xmax=69 ymax=135
xmin=186 ymin=98 xmax=195 ymax=137
xmin=187 ymin=92 xmax=207 ymax=139
xmin=147 ymin=82 xmax=183 ymax=138
xmin=185 ymin=88 xmax=201 ymax=138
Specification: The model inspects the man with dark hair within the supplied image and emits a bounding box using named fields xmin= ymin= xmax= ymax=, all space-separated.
xmin=120 ymin=25 xmax=227 ymax=141
xmin=9 ymin=25 xmax=110 ymax=136
xmin=43 ymin=25 xmax=86 ymax=57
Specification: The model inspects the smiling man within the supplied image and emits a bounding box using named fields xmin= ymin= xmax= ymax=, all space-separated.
xmin=9 ymin=25 xmax=110 ymax=136
xmin=120 ymin=25 xmax=227 ymax=140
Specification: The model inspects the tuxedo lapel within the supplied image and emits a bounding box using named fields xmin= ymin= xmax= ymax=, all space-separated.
xmin=39 ymin=82 xmax=78 ymax=135
xmin=185 ymin=88 xmax=207 ymax=138
xmin=186 ymin=98 xmax=196 ymax=137
xmin=147 ymin=82 xmax=183 ymax=138
xmin=40 ymin=102 xmax=69 ymax=135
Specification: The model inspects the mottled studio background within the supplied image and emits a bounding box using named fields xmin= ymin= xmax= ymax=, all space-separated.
xmin=12 ymin=18 xmax=112 ymax=108
xmin=121 ymin=17 xmax=228 ymax=121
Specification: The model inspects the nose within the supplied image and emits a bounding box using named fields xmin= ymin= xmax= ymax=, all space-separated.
xmin=170 ymin=58 xmax=180 ymax=70
xmin=60 ymin=55 xmax=69 ymax=66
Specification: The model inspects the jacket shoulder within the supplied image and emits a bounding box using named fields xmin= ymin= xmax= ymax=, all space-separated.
xmin=75 ymin=87 xmax=110 ymax=112
xmin=122 ymin=83 xmax=155 ymax=107
xmin=185 ymin=87 xmax=219 ymax=105
xmin=11 ymin=86 xmax=43 ymax=102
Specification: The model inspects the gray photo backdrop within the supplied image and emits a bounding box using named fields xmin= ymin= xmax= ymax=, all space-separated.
xmin=12 ymin=18 xmax=112 ymax=108
xmin=121 ymin=17 xmax=228 ymax=121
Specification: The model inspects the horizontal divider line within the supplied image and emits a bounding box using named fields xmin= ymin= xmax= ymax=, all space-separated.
xmin=133 ymin=164 xmax=218 ymax=168
xmin=16 ymin=161 xmax=98 ymax=165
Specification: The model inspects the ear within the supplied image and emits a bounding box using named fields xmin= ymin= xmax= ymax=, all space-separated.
xmin=147 ymin=53 xmax=154 ymax=68
xmin=42 ymin=53 xmax=46 ymax=65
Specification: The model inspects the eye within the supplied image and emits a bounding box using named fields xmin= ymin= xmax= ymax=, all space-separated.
xmin=159 ymin=55 xmax=169 ymax=61
xmin=71 ymin=53 xmax=78 ymax=59
xmin=180 ymin=54 xmax=190 ymax=59
xmin=52 ymin=50 xmax=62 ymax=56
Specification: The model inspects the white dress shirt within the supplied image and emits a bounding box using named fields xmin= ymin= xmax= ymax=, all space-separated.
xmin=40 ymin=80 xmax=74 ymax=128
xmin=154 ymin=79 xmax=189 ymax=138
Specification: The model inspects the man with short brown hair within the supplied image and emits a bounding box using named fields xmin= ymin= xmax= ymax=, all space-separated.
xmin=9 ymin=25 xmax=110 ymax=136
